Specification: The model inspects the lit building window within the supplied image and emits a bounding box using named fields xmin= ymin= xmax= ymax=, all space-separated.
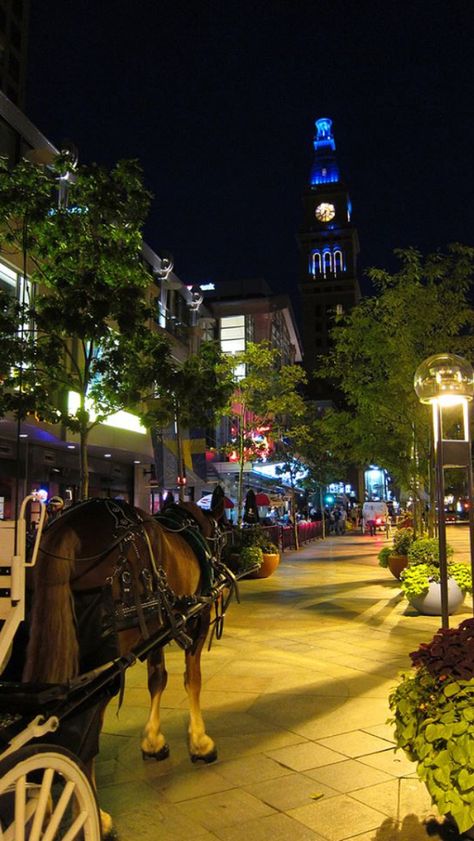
xmin=220 ymin=315 xmax=246 ymax=377
xmin=310 ymin=250 xmax=322 ymax=276
xmin=323 ymin=251 xmax=332 ymax=276
xmin=334 ymin=249 xmax=344 ymax=274
xmin=0 ymin=262 xmax=17 ymax=294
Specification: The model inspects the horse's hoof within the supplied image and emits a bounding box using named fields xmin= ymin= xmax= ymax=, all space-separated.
xmin=142 ymin=743 xmax=170 ymax=761
xmin=190 ymin=748 xmax=218 ymax=764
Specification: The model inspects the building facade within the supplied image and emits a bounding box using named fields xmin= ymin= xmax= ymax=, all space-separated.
xmin=0 ymin=92 xmax=211 ymax=517
xmin=200 ymin=279 xmax=304 ymax=511
xmin=0 ymin=0 xmax=29 ymax=108
xmin=298 ymin=117 xmax=360 ymax=399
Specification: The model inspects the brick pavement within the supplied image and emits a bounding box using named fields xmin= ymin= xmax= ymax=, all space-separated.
xmin=97 ymin=527 xmax=471 ymax=841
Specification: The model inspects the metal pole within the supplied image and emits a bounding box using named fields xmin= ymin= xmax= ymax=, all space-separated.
xmin=320 ymin=486 xmax=326 ymax=539
xmin=433 ymin=402 xmax=449 ymax=629
xmin=465 ymin=402 xmax=474 ymax=617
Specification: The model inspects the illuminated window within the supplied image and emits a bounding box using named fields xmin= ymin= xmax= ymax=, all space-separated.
xmin=310 ymin=250 xmax=322 ymax=276
xmin=323 ymin=251 xmax=332 ymax=276
xmin=334 ymin=249 xmax=344 ymax=273
xmin=0 ymin=262 xmax=17 ymax=294
xmin=220 ymin=315 xmax=246 ymax=374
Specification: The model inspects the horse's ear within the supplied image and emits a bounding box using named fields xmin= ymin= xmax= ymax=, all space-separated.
xmin=210 ymin=485 xmax=225 ymax=521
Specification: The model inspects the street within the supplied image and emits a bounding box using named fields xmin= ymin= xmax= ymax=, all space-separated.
xmin=97 ymin=526 xmax=471 ymax=841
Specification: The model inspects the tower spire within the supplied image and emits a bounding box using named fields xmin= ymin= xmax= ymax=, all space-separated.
xmin=310 ymin=117 xmax=340 ymax=186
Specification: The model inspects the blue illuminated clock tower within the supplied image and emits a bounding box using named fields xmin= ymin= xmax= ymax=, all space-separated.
xmin=298 ymin=118 xmax=360 ymax=397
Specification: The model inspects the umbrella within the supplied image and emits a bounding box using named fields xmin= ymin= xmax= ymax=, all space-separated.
xmin=243 ymin=489 xmax=260 ymax=524
xmin=255 ymin=492 xmax=271 ymax=506
xmin=197 ymin=493 xmax=234 ymax=510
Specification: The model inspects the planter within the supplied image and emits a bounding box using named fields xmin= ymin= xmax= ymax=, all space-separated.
xmin=245 ymin=552 xmax=280 ymax=579
xmin=408 ymin=578 xmax=465 ymax=615
xmin=388 ymin=553 xmax=408 ymax=580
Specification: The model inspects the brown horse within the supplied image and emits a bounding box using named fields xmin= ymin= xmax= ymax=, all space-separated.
xmin=22 ymin=492 xmax=226 ymax=832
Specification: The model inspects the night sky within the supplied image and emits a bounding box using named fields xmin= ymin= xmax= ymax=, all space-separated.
xmin=26 ymin=1 xmax=474 ymax=306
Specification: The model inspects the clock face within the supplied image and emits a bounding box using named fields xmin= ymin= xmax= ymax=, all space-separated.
xmin=315 ymin=202 xmax=335 ymax=222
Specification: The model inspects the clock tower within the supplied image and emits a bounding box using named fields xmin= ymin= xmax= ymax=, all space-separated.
xmin=298 ymin=118 xmax=360 ymax=398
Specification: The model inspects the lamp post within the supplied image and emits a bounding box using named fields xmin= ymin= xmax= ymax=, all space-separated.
xmin=414 ymin=353 xmax=474 ymax=628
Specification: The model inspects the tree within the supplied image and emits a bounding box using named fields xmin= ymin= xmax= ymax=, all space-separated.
xmin=224 ymin=341 xmax=307 ymax=526
xmin=149 ymin=341 xmax=236 ymax=501
xmin=285 ymin=410 xmax=350 ymax=538
xmin=0 ymin=154 xmax=172 ymax=498
xmin=316 ymin=246 xmax=474 ymax=529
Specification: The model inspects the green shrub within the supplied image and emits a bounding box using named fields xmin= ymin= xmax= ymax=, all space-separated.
xmin=449 ymin=562 xmax=473 ymax=594
xmin=241 ymin=525 xmax=266 ymax=548
xmin=408 ymin=537 xmax=453 ymax=566
xmin=239 ymin=545 xmax=263 ymax=571
xmin=392 ymin=527 xmax=414 ymax=556
xmin=400 ymin=561 xmax=472 ymax=599
xmin=261 ymin=541 xmax=279 ymax=554
xmin=377 ymin=546 xmax=392 ymax=568
xmin=389 ymin=620 xmax=474 ymax=834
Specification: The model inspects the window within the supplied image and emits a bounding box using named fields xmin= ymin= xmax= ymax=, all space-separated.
xmin=311 ymin=250 xmax=322 ymax=276
xmin=220 ymin=315 xmax=245 ymax=354
xmin=334 ymin=249 xmax=344 ymax=273
xmin=0 ymin=262 xmax=17 ymax=295
xmin=323 ymin=251 xmax=332 ymax=275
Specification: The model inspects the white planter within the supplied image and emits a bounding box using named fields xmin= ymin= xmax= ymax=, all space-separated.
xmin=408 ymin=578 xmax=465 ymax=616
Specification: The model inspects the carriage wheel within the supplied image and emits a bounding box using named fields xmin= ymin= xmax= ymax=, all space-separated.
xmin=0 ymin=743 xmax=101 ymax=841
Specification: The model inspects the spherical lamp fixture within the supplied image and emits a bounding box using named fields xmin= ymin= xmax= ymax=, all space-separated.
xmin=414 ymin=353 xmax=474 ymax=406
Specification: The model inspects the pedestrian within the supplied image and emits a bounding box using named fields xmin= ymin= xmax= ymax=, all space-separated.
xmin=336 ymin=507 xmax=347 ymax=535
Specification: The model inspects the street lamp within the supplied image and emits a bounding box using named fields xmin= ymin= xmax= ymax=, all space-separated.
xmin=414 ymin=353 xmax=474 ymax=628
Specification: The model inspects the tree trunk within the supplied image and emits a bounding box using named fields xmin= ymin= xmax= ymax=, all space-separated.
xmin=291 ymin=487 xmax=299 ymax=550
xmin=175 ymin=405 xmax=185 ymax=502
xmin=237 ymin=420 xmax=245 ymax=527
xmin=320 ymin=486 xmax=326 ymax=539
xmin=79 ymin=428 xmax=89 ymax=499
xmin=150 ymin=427 xmax=165 ymax=509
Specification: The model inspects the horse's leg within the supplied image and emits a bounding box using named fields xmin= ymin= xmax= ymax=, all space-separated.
xmin=141 ymin=646 xmax=170 ymax=760
xmin=87 ymin=761 xmax=114 ymax=838
xmin=185 ymin=610 xmax=217 ymax=763
xmin=83 ymin=707 xmax=115 ymax=838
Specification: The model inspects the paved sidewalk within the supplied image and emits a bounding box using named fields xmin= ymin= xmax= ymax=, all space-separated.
xmin=97 ymin=528 xmax=472 ymax=841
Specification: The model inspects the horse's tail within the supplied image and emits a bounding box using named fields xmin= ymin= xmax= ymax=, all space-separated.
xmin=23 ymin=528 xmax=80 ymax=684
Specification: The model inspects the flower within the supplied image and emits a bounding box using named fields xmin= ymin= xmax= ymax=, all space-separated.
xmin=410 ymin=618 xmax=474 ymax=680
xmin=389 ymin=619 xmax=474 ymax=834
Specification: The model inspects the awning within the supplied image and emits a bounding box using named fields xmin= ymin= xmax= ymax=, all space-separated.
xmin=197 ymin=493 xmax=235 ymax=510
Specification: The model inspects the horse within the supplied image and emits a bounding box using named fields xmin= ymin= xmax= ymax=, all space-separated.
xmin=21 ymin=488 xmax=227 ymax=834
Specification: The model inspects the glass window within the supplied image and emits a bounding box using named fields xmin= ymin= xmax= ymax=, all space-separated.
xmin=334 ymin=249 xmax=344 ymax=273
xmin=220 ymin=338 xmax=245 ymax=353
xmin=311 ymin=250 xmax=321 ymax=276
xmin=220 ymin=326 xmax=245 ymax=341
xmin=0 ymin=262 xmax=17 ymax=295
xmin=221 ymin=315 xmax=245 ymax=329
